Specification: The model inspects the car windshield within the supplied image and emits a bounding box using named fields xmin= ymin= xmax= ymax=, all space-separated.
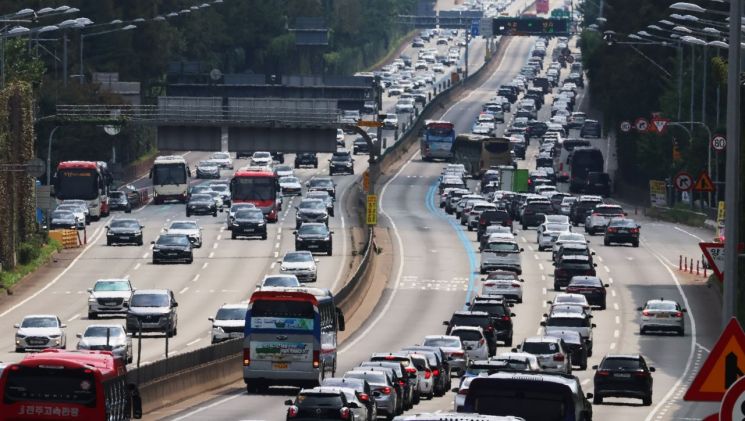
xmin=284 ymin=252 xmax=313 ymax=263
xmin=309 ymin=179 xmax=333 ymax=189
xmin=485 ymin=242 xmax=519 ymax=252
xmin=601 ymin=358 xmax=642 ymax=370
xmin=199 ymin=160 xmax=218 ymax=167
xmin=131 ymin=294 xmax=169 ymax=307
xmin=190 ymin=194 xmax=212 ymax=202
xmin=555 ymin=295 xmax=587 ymax=305
xmin=84 ymin=326 xmax=124 ymax=337
xmin=170 ymin=222 xmax=197 ymax=230
xmin=299 ymin=200 xmax=325 ymax=210
xmin=157 ymin=235 xmax=190 ymax=246
xmin=470 ymin=303 xmax=507 ymax=316
xmin=521 ymin=341 xmax=559 ymax=354
xmin=253 ymin=152 xmax=271 ymax=159
xmin=298 ymin=225 xmax=329 ymax=235
xmin=263 ymin=276 xmax=300 ymax=287
xmin=610 ymin=219 xmax=637 ymax=227
xmin=110 ymin=220 xmax=140 ymax=229
xmin=332 ymin=153 xmax=351 ymax=161
xmin=210 ymin=185 xmax=229 ymax=193
xmin=213 ymin=153 xmax=229 ymax=160
xmin=423 ymin=337 xmax=461 ymax=348
xmin=595 ymin=207 xmax=624 ymax=215
xmin=52 ymin=211 xmax=74 ymax=220
xmin=94 ymin=281 xmax=130 ymax=292
xmin=546 ymin=224 xmax=570 ymax=232
xmin=557 ymin=234 xmax=585 ymax=243
xmin=235 ymin=210 xmax=264 ymax=220
xmin=232 ymin=204 xmax=256 ymax=212
xmin=280 ymin=177 xmax=299 ymax=184
xmin=345 ymin=371 xmax=387 ymax=385
xmin=215 ymin=307 xmax=248 ymax=320
xmin=561 ymin=261 xmax=593 ymax=270
xmin=647 ymin=302 xmax=678 ymax=311
xmin=296 ymin=393 xmax=343 ymax=407
xmin=21 ymin=317 xmax=58 ymax=328
xmin=486 ymin=272 xmax=518 ymax=281
xmin=109 ymin=191 xmax=124 ymax=199
xmin=546 ymin=317 xmax=589 ymax=327
xmin=452 ymin=330 xmax=482 ymax=342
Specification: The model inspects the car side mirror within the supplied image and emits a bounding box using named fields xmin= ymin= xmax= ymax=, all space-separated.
xmin=208 ymin=317 xmax=214 ymax=322
xmin=591 ymin=323 xmax=597 ymax=328
xmin=76 ymin=333 xmax=82 ymax=338
xmin=285 ymin=399 xmax=294 ymax=406
xmin=546 ymin=301 xmax=553 ymax=304
xmin=604 ymin=284 xmax=610 ymax=287
xmin=150 ymin=241 xmax=155 ymax=244
xmin=61 ymin=324 xmax=67 ymax=329
xmin=105 ymin=225 xmax=110 ymax=230
xmin=586 ymin=393 xmax=594 ymax=399
xmin=511 ymin=347 xmax=518 ymax=352
xmin=649 ymin=366 xmax=656 ymax=372
xmin=87 ymin=288 xmax=93 ymax=293
xmin=293 ymin=231 xmax=298 ymax=235
xmin=510 ymin=313 xmax=516 ymax=317
xmin=682 ymin=308 xmax=688 ymax=312
xmin=592 ymin=365 xmax=598 ymax=370
xmin=330 ymin=231 xmax=335 ymax=234
xmin=520 ymin=248 xmax=525 ymax=252
xmin=140 ymin=225 xmax=145 ymax=229
xmin=122 ymin=302 xmax=129 ymax=308
xmin=520 ymin=278 xmax=525 ymax=282
xmin=173 ymin=302 xmax=178 ymax=308
xmin=540 ymin=321 xmax=546 ymax=326
xmin=543 ymin=313 xmax=548 ymax=317
xmin=637 ymin=307 xmax=643 ymax=311
xmin=624 ymin=212 xmax=628 ymax=216
xmin=443 ymin=321 xmax=450 ymax=326
xmin=593 ymin=263 xmax=598 ymax=267
xmin=591 ymin=251 xmax=596 ymax=255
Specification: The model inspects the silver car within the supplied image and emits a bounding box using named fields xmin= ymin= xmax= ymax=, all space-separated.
xmin=537 ymin=222 xmax=571 ymax=251
xmin=209 ymin=303 xmax=248 ymax=343
xmin=87 ymin=278 xmax=134 ymax=318
xmin=76 ymin=324 xmax=132 ymax=363
xmin=166 ymin=220 xmax=203 ymax=248
xmin=423 ymin=335 xmax=468 ymax=376
xmin=517 ymin=336 xmax=571 ymax=374
xmin=542 ymin=312 xmax=596 ymax=355
xmin=480 ymin=239 xmax=524 ymax=275
xmin=344 ymin=370 xmax=398 ymax=419
xmin=638 ymin=298 xmax=687 ymax=335
xmin=15 ymin=314 xmax=67 ymax=352
xmin=279 ymin=251 xmax=318 ymax=283
xmin=56 ymin=203 xmax=86 ymax=228
xmin=552 ymin=233 xmax=588 ymax=261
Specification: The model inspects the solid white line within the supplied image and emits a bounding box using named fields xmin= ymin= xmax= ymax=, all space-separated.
xmin=134 ymin=263 xmax=141 ymax=271
xmin=179 ymin=287 xmax=189 ymax=294
xmin=330 ymin=185 xmax=349 ymax=292
xmin=67 ymin=313 xmax=80 ymax=322
xmin=187 ymin=338 xmax=201 ymax=347
xmin=674 ymin=226 xmax=705 ymax=242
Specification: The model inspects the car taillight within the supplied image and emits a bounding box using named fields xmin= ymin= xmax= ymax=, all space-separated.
xmin=398 ymin=380 xmax=406 ymax=386
xmin=424 ymin=369 xmax=432 ymax=379
xmin=479 ymin=338 xmax=485 ymax=346
xmin=642 ymin=310 xmax=651 ymax=316
xmin=287 ymin=405 xmax=299 ymax=418
xmin=596 ymin=370 xmax=610 ymax=376
xmin=607 ymin=227 xmax=617 ymax=233
xmin=433 ymin=368 xmax=440 ymax=377
xmin=634 ymin=371 xmax=650 ymax=378
xmin=378 ymin=386 xmax=392 ymax=395
xmin=675 ymin=311 xmax=684 ymax=318
xmin=358 ymin=393 xmax=369 ymax=402
xmin=451 ymin=352 xmax=464 ymax=358
xmin=630 ymin=228 xmax=640 ymax=233
xmin=340 ymin=407 xmax=351 ymax=420
xmin=313 ymin=350 xmax=320 ymax=368
xmin=553 ymin=353 xmax=565 ymax=362
xmin=243 ymin=349 xmax=251 ymax=366
xmin=591 ymin=212 xmax=598 ymax=216
xmin=501 ymin=315 xmax=511 ymax=321
xmin=512 ymin=283 xmax=521 ymax=288
xmin=486 ymin=325 xmax=494 ymax=332
xmin=484 ymin=281 xmax=496 ymax=286
xmin=458 ymin=388 xmax=469 ymax=395
xmin=384 ymin=355 xmax=396 ymax=360
xmin=405 ymin=367 xmax=417 ymax=374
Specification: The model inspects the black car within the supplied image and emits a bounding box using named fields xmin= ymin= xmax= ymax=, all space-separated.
xmin=604 ymin=218 xmax=641 ymax=247
xmin=469 ymin=298 xmax=515 ymax=347
xmin=566 ymin=276 xmax=609 ymax=309
xmin=271 ymin=151 xmax=285 ymax=164
xmin=477 ymin=210 xmax=513 ymax=241
xmin=521 ymin=201 xmax=554 ymax=229
xmin=285 ymin=388 xmax=360 ymax=420
xmin=580 ymin=120 xmax=602 ymax=138
xmin=550 ymin=330 xmax=588 ymax=370
xmin=106 ymin=218 xmax=144 ymax=246
xmin=295 ymin=152 xmax=318 ymax=168
xmin=295 ymin=199 xmax=329 ymax=229
xmin=195 ymin=160 xmax=221 ymax=179
xmin=329 ymin=149 xmax=355 ymax=175
xmin=553 ymin=255 xmax=597 ymax=291
xmin=108 ymin=191 xmax=132 ymax=213
xmin=151 ymin=234 xmax=193 ymax=264
xmin=444 ymin=310 xmax=500 ymax=355
xmin=294 ymin=223 xmax=333 ymax=255
xmin=307 ymin=177 xmax=336 ymax=198
xmin=569 ymin=197 xmax=604 ymax=226
xmin=231 ymin=209 xmax=267 ymax=240
xmin=186 ymin=193 xmax=217 ymax=217
xmin=593 ymin=354 xmax=655 ymax=405
xmin=49 ymin=210 xmax=77 ymax=230
xmin=321 ymin=378 xmax=376 ymax=421
xmin=585 ymin=172 xmax=611 ymax=197
xmin=353 ymin=138 xmax=370 ymax=155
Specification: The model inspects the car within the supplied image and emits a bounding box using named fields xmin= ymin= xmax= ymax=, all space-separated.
xmin=209 ymin=303 xmax=248 ymax=343
xmin=367 ymin=354 xmax=419 ymax=407
xmin=638 ymin=298 xmax=687 ymax=335
xmin=227 ymin=203 xmax=257 ymax=227
xmin=604 ymin=218 xmax=641 ymax=247
xmin=125 ymin=289 xmax=178 ymax=336
xmin=295 ymin=152 xmax=319 ymax=168
xmin=400 ymin=346 xmax=451 ymax=397
xmin=14 ymin=314 xmax=67 ymax=352
xmin=195 ymin=160 xmax=221 ymax=179
xmin=336 ymin=128 xmax=346 ymax=146
xmin=151 ymin=233 xmax=193 ymax=264
xmin=515 ymin=336 xmax=571 ymax=374
xmin=547 ymin=330 xmax=588 ymax=370
xmin=344 ymin=370 xmax=398 ymax=420
xmin=87 ymin=278 xmax=134 ymax=319
xmin=559 ymin=196 xmax=577 ymax=215
xmin=407 ymin=353 xmax=435 ymax=400
xmin=383 ymin=113 xmax=399 ymax=129
xmin=541 ymin=312 xmax=595 ymax=356
xmin=449 ymin=326 xmax=489 ymax=361
xmin=444 ymin=310 xmax=499 ymax=355
xmin=569 ymin=195 xmax=604 ymax=226
xmin=468 ymin=297 xmax=515 ymax=347
xmin=204 ymin=190 xmax=225 ymax=210
xmin=395 ymin=98 xmax=416 ymax=113
xmin=76 ymin=324 xmax=132 ymax=363
xmin=552 ymin=232 xmax=589 ymax=261
xmin=105 ymin=218 xmax=144 ymax=246
xmin=250 ymin=151 xmax=273 ymax=166
xmin=108 ymin=190 xmax=133 ymax=212
xmin=49 ymin=210 xmax=78 ymax=230
xmin=306 ymin=177 xmax=336 ymax=198
xmin=296 ymin=198 xmax=330 ymax=229
xmin=549 ymin=293 xmax=593 ymax=316
xmin=306 ymin=190 xmax=335 ymax=217
xmin=230 ymin=208 xmax=267 ymax=240
xmin=537 ymin=222 xmax=571 ymax=251
xmin=322 ymin=378 xmax=378 ymax=421
xmin=186 ymin=193 xmax=218 ymax=217
xmin=480 ymin=239 xmax=524 ymax=275
xmin=294 ymin=223 xmax=333 ymax=255
xmin=480 ymin=271 xmax=524 ymax=303
xmin=478 ymin=226 xmax=514 ymax=252
xmin=584 ymin=204 xmax=625 ymax=235
xmin=520 ymin=201 xmax=555 ymax=230
xmin=278 ymin=176 xmax=302 ymax=197
xmin=566 ymin=276 xmax=609 ymax=309
xmin=353 ymin=138 xmax=370 ymax=155
xmin=56 ymin=203 xmax=86 ymax=228
xmin=274 ymin=164 xmax=295 ymax=178
xmin=209 ymin=152 xmax=233 ymax=169
xmin=585 ymin=172 xmax=611 ymax=197
xmin=279 ymin=250 xmax=319 ymax=282
xmin=165 ymin=220 xmax=202 ymax=248
xmin=488 ymin=352 xmax=542 ymax=373
xmin=209 ymin=183 xmax=232 ymax=207
xmin=259 ymin=274 xmax=301 ymax=288
xmin=329 ymin=149 xmax=355 ymax=175
xmin=467 ymin=202 xmax=497 ymax=231
xmin=422 ymin=335 xmax=468 ymax=376
xmin=593 ymin=354 xmax=655 ymax=405
xmin=285 ymin=387 xmax=367 ymax=421
xmin=356 ymin=363 xmax=410 ymax=412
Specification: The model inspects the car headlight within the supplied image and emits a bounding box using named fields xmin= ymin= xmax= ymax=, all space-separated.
xmin=324 ymin=236 xmax=331 ymax=241
xmin=16 ymin=333 xmax=26 ymax=338
xmin=296 ymin=237 xmax=305 ymax=242
xmin=88 ymin=297 xmax=96 ymax=303
xmin=280 ymin=266 xmax=288 ymax=271
xmin=257 ymin=221 xmax=265 ymax=226
xmin=213 ymin=326 xmax=225 ymax=333
xmin=48 ymin=334 xmax=61 ymax=338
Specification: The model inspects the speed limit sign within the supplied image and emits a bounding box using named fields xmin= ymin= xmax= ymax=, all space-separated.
xmin=712 ymin=135 xmax=727 ymax=152
xmin=720 ymin=376 xmax=745 ymax=421
xmin=620 ymin=121 xmax=632 ymax=133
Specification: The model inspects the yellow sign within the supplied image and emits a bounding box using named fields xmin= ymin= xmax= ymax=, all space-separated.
xmin=649 ymin=180 xmax=666 ymax=207
xmin=357 ymin=120 xmax=383 ymax=128
xmin=363 ymin=171 xmax=370 ymax=192
xmin=718 ymin=201 xmax=725 ymax=222
xmin=366 ymin=194 xmax=377 ymax=225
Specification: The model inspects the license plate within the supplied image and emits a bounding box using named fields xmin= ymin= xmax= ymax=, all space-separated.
xmin=120 ymin=236 xmax=130 ymax=240
xmin=618 ymin=229 xmax=628 ymax=233
xmin=273 ymin=362 xmax=289 ymax=369
xmin=657 ymin=314 xmax=669 ymax=318
xmin=307 ymin=245 xmax=319 ymax=249
xmin=497 ymin=284 xmax=509 ymax=289
xmin=229 ymin=332 xmax=243 ymax=338
xmin=614 ymin=373 xmax=631 ymax=378
xmin=104 ymin=302 xmax=118 ymax=306
xmin=29 ymin=339 xmax=45 ymax=345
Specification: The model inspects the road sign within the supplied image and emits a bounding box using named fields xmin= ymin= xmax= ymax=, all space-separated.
xmin=674 ymin=171 xmax=694 ymax=191
xmin=492 ymin=17 xmax=570 ymax=35
xmin=357 ymin=120 xmax=383 ymax=128
xmin=25 ymin=158 xmax=46 ymax=177
xmin=649 ymin=180 xmax=667 ymax=207
xmin=685 ymin=318 xmax=745 ymax=401
xmin=471 ymin=19 xmax=480 ymax=36
xmin=712 ymin=135 xmax=727 ymax=152
xmin=720 ymin=376 xmax=745 ymax=421
xmin=366 ymin=194 xmax=378 ymax=225
xmin=650 ymin=117 xmax=670 ymax=134
xmin=718 ymin=201 xmax=726 ymax=222
xmin=700 ymin=242 xmax=725 ymax=282
xmin=620 ymin=121 xmax=632 ymax=133
xmin=694 ymin=171 xmax=715 ymax=193
xmin=634 ymin=117 xmax=649 ymax=132
xmin=363 ymin=170 xmax=370 ymax=192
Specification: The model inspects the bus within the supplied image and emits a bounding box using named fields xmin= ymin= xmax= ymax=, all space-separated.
xmin=568 ymin=147 xmax=604 ymax=193
xmin=0 ymin=349 xmax=141 ymax=421
xmin=150 ymin=155 xmax=190 ymax=204
xmin=230 ymin=167 xmax=280 ymax=222
xmin=421 ymin=120 xmax=456 ymax=161
xmin=242 ymin=287 xmax=345 ymax=392
xmin=452 ymin=134 xmax=512 ymax=178
xmin=536 ymin=0 xmax=550 ymax=14
xmin=53 ymin=161 xmax=110 ymax=220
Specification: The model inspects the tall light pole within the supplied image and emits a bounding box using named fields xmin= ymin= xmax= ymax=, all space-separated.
xmin=79 ymin=25 xmax=136 ymax=84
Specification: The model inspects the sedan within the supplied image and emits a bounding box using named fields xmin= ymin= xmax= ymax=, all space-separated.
xmin=56 ymin=204 xmax=86 ymax=228
xmin=306 ymin=190 xmax=335 ymax=217
xmin=422 ymin=335 xmax=467 ymax=376
xmin=279 ymin=251 xmax=318 ymax=283
xmin=604 ymin=218 xmax=641 ymax=247
xmin=294 ymin=223 xmax=333 ymax=255
xmin=195 ymin=160 xmax=221 ymax=179
xmin=151 ymin=234 xmax=193 ymax=264
xmin=480 ymin=270 xmax=524 ymax=303
xmin=260 ymin=275 xmax=301 ymax=288
xmin=638 ymin=298 xmax=687 ymax=335
xmin=227 ymin=203 xmax=257 ymax=227
xmin=186 ymin=193 xmax=217 ymax=217
xmin=106 ymin=218 xmax=144 ymax=246
xmin=274 ymin=164 xmax=294 ymax=178
xmin=593 ymin=354 xmax=655 ymax=406
xmin=15 ymin=314 xmax=67 ymax=352
xmin=76 ymin=324 xmax=132 ymax=363
xmin=537 ymin=222 xmax=571 ymax=251
xmin=566 ymin=276 xmax=609 ymax=310
xmin=230 ymin=209 xmax=267 ymax=240
xmin=210 ymin=152 xmax=233 ymax=169
xmin=50 ymin=210 xmax=78 ymax=230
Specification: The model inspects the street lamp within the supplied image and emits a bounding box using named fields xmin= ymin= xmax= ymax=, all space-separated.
xmin=79 ymin=24 xmax=136 ymax=83
xmin=670 ymin=2 xmax=729 ymax=17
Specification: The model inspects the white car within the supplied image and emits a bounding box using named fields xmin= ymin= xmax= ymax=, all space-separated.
xmin=87 ymin=278 xmax=133 ymax=318
xmin=395 ymin=98 xmax=415 ymax=113
xmin=453 ymin=375 xmax=477 ymax=411
xmin=423 ymin=335 xmax=468 ymax=376
xmin=638 ymin=298 xmax=686 ymax=335
xmin=517 ymin=336 xmax=571 ymax=374
xmin=387 ymin=85 xmax=403 ymax=96
xmin=543 ymin=214 xmax=570 ymax=225
xmin=166 ymin=220 xmax=202 ymax=248
xmin=549 ymin=293 xmax=593 ymax=316
xmin=535 ymin=185 xmax=558 ymax=197
xmin=336 ymin=128 xmax=345 ymax=145
xmin=14 ymin=314 xmax=67 ymax=352
xmin=76 ymin=324 xmax=132 ymax=363
xmin=584 ymin=204 xmax=626 ymax=235
xmin=279 ymin=251 xmax=318 ymax=283
xmin=471 ymin=122 xmax=493 ymax=135
xmin=274 ymin=164 xmax=294 ymax=178
xmin=227 ymin=203 xmax=256 ymax=226
xmin=259 ymin=274 xmax=300 ymax=288
xmin=433 ymin=63 xmax=445 ymax=73
xmin=491 ymin=352 xmax=542 ymax=372
xmin=279 ymin=176 xmax=303 ymax=196
xmin=210 ymin=151 xmax=233 ymax=169
xmin=250 ymin=151 xmax=273 ymax=166
xmin=209 ymin=183 xmax=232 ymax=206
xmin=552 ymin=232 xmax=588 ymax=260
xmin=481 ymin=270 xmax=524 ymax=303
xmin=383 ymin=113 xmax=399 ymax=128
xmin=450 ymin=326 xmax=489 ymax=361
xmin=537 ymin=222 xmax=572 ymax=251
xmin=209 ymin=303 xmax=248 ymax=343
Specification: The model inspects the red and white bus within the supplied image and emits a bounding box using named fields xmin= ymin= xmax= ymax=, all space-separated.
xmin=53 ymin=161 xmax=110 ymax=219
xmin=536 ymin=0 xmax=550 ymax=14
xmin=230 ymin=168 xmax=280 ymax=222
xmin=0 ymin=349 xmax=141 ymax=421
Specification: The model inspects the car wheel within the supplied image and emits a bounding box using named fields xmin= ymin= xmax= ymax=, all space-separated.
xmin=580 ymin=359 xmax=587 ymax=370
xmin=213 ymin=210 xmax=217 ymax=217
xmin=314 ymin=163 xmax=318 ymax=168
xmin=330 ymin=210 xmax=335 ymax=217
xmin=88 ymin=312 xmax=97 ymax=319
xmin=593 ymin=395 xmax=602 ymax=405
xmin=127 ymin=355 xmax=133 ymax=364
xmin=152 ymin=259 xmax=158 ymax=265
xmin=505 ymin=336 xmax=513 ymax=347
xmin=640 ymin=327 xmax=646 ymax=335
xmin=642 ymin=395 xmax=652 ymax=406
xmin=125 ymin=207 xmax=132 ymax=214
xmin=186 ymin=256 xmax=193 ymax=264
xmin=15 ymin=347 xmax=24 ymax=353
xmin=604 ymin=238 xmax=610 ymax=246
xmin=106 ymin=239 xmax=112 ymax=246
xmin=138 ymin=238 xmax=143 ymax=246
xmin=186 ymin=211 xmax=191 ymax=217
xmin=294 ymin=163 xmax=299 ymax=169
xmin=480 ymin=267 xmax=487 ymax=275
xmin=467 ymin=225 xmax=473 ymax=231
xmin=554 ymin=283 xmax=560 ymax=291
xmin=231 ymin=232 xmax=237 ymax=239
xmin=327 ymin=246 xmax=333 ymax=256
xmin=678 ymin=328 xmax=685 ymax=336
xmin=633 ymin=240 xmax=640 ymax=247
xmin=261 ymin=233 xmax=267 ymax=240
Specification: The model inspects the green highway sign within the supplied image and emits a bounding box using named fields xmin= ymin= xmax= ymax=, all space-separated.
xmin=492 ymin=17 xmax=570 ymax=35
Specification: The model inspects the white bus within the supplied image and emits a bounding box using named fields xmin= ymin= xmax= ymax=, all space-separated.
xmin=150 ymin=156 xmax=190 ymax=204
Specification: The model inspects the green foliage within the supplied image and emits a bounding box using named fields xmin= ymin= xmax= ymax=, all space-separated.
xmin=3 ymin=38 xmax=45 ymax=86
xmin=0 ymin=239 xmax=62 ymax=290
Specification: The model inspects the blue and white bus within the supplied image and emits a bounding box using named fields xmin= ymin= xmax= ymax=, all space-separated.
xmin=242 ymin=287 xmax=345 ymax=392
xmin=421 ymin=120 xmax=456 ymax=161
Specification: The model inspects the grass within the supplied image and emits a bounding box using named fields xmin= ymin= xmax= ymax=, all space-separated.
xmin=362 ymin=30 xmax=417 ymax=72
xmin=646 ymin=205 xmax=707 ymax=227
xmin=0 ymin=239 xmax=63 ymax=292
xmin=129 ymin=148 xmax=159 ymax=166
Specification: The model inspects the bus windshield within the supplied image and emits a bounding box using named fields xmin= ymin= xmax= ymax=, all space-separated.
xmin=4 ymin=366 xmax=97 ymax=405
xmin=56 ymin=169 xmax=98 ymax=200
xmin=152 ymin=164 xmax=187 ymax=185
xmin=232 ymin=177 xmax=276 ymax=202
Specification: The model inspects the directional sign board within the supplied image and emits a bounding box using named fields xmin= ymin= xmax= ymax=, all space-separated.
xmin=712 ymin=135 xmax=727 ymax=152
xmin=674 ymin=171 xmax=693 ymax=192
xmin=720 ymin=376 xmax=745 ymax=421
xmin=492 ymin=17 xmax=570 ymax=35
xmin=620 ymin=121 xmax=631 ymax=133
xmin=700 ymin=242 xmax=725 ymax=282
xmin=634 ymin=117 xmax=649 ymax=132
xmin=471 ymin=19 xmax=480 ymax=36
xmin=357 ymin=120 xmax=383 ymax=128
xmin=366 ymin=194 xmax=378 ymax=226
xmin=650 ymin=117 xmax=670 ymax=134
xmin=685 ymin=318 xmax=745 ymax=401
xmin=694 ymin=171 xmax=715 ymax=193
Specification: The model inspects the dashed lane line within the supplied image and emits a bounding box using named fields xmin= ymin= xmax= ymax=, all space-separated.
xmin=179 ymin=287 xmax=189 ymax=294
xmin=191 ymin=274 xmax=200 ymax=283
xmin=67 ymin=314 xmax=80 ymax=322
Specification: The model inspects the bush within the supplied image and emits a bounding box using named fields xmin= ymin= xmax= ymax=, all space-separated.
xmin=17 ymin=243 xmax=41 ymax=265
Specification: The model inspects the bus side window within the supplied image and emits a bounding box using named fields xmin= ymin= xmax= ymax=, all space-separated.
xmin=129 ymin=384 xmax=142 ymax=419
xmin=186 ymin=166 xmax=191 ymax=178
xmin=336 ymin=307 xmax=345 ymax=331
xmin=148 ymin=168 xmax=153 ymax=179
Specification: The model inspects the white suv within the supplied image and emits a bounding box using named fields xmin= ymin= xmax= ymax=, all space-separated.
xmin=516 ymin=336 xmax=571 ymax=374
xmin=584 ymin=204 xmax=625 ymax=235
xmin=450 ymin=326 xmax=489 ymax=361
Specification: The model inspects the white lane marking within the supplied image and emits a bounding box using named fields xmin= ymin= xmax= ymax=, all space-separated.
xmin=274 ymin=251 xmax=279 ymax=258
xmin=608 ymin=277 xmax=614 ymax=284
xmin=581 ymin=379 xmax=590 ymax=386
xmin=536 ymin=328 xmax=542 ymax=335
xmin=603 ymin=265 xmax=610 ymax=273
xmin=270 ymin=262 xmax=276 ymax=269
xmin=538 ymin=263 xmax=544 ymax=271
xmin=697 ymin=343 xmax=711 ymax=353
xmin=533 ymin=254 xmax=539 ymax=260
xmin=179 ymin=287 xmax=189 ymax=294
xmin=613 ymin=303 xmax=619 ymax=311
xmin=274 ymin=243 xmax=280 ymax=249
xmin=613 ymin=330 xmax=620 ymax=338
xmin=217 ymin=235 xmax=222 ymax=241
xmin=520 ymin=236 xmax=527 ymax=242
xmin=542 ymin=287 xmax=547 ymax=295
xmin=330 ymin=185 xmax=349 ymax=292
xmin=212 ymin=243 xmax=218 ymax=249
xmin=615 ymin=315 xmax=620 ymax=324
xmin=278 ymin=228 xmax=282 ymax=234
xmin=674 ymin=226 xmax=705 ymax=242
xmin=134 ymin=263 xmax=141 ymax=271
xmin=527 ymin=245 xmax=534 ymax=251
xmin=597 ymin=255 xmax=603 ymax=262
xmin=202 ymin=262 xmax=209 ymax=269
xmin=187 ymin=338 xmax=202 ymax=346
xmin=142 ymin=252 xmax=149 ymax=259
xmin=611 ymin=289 xmax=616 ymax=297
xmin=0 ymin=221 xmax=108 ymax=318
xmin=67 ymin=313 xmax=80 ymax=322
xmin=208 ymin=252 xmax=214 ymax=258
xmin=541 ymin=275 xmax=546 ymax=281
xmin=610 ymin=342 xmax=616 ymax=350
xmin=124 ymin=273 xmax=130 ymax=279
xmin=191 ymin=274 xmax=200 ymax=282
xmin=276 ymin=234 xmax=281 ymax=241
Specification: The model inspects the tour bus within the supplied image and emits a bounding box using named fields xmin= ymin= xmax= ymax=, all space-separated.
xmin=149 ymin=155 xmax=190 ymax=204
xmin=421 ymin=120 xmax=456 ymax=161
xmin=568 ymin=147 xmax=604 ymax=193
xmin=230 ymin=167 xmax=280 ymax=222
xmin=0 ymin=349 xmax=142 ymax=421
xmin=242 ymin=287 xmax=345 ymax=392
xmin=452 ymin=134 xmax=512 ymax=178
xmin=53 ymin=161 xmax=110 ymax=219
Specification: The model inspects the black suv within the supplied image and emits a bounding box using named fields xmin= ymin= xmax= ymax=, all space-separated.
xmin=294 ymin=223 xmax=333 ymax=255
xmin=231 ymin=208 xmax=267 ymax=240
xmin=525 ymin=121 xmax=547 ymax=140
xmin=593 ymin=354 xmax=655 ymax=405
xmin=295 ymin=198 xmax=329 ymax=229
xmin=553 ymin=255 xmax=597 ymax=291
xmin=108 ymin=190 xmax=132 ymax=213
xmin=294 ymin=152 xmax=318 ymax=168
xmin=585 ymin=172 xmax=611 ymax=197
xmin=521 ymin=201 xmax=554 ymax=230
xmin=126 ymin=289 xmax=178 ymax=336
xmin=604 ymin=218 xmax=641 ymax=247
xmin=186 ymin=193 xmax=217 ymax=217
xmin=353 ymin=138 xmax=370 ymax=155
xmin=151 ymin=234 xmax=193 ymax=264
xmin=477 ymin=210 xmax=513 ymax=241
xmin=444 ymin=310 xmax=500 ymax=355
xmin=469 ymin=298 xmax=515 ymax=347
xmin=551 ymin=330 xmax=589 ymax=370
xmin=106 ymin=218 xmax=144 ymax=246
xmin=569 ymin=196 xmax=604 ymax=226
xmin=329 ymin=149 xmax=355 ymax=175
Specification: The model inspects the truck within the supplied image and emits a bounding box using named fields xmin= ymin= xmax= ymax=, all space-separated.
xmin=497 ymin=167 xmax=529 ymax=192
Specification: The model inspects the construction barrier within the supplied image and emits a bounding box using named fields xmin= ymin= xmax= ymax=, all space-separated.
xmin=49 ymin=229 xmax=80 ymax=249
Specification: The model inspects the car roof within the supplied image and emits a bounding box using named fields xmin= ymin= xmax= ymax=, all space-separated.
xmin=451 ymin=325 xmax=484 ymax=333
xmin=453 ymin=310 xmax=491 ymax=317
xmin=547 ymin=312 xmax=587 ymax=319
xmin=645 ymin=298 xmax=679 ymax=305
xmin=560 ymin=255 xmax=591 ymax=262
xmin=22 ymin=314 xmax=58 ymax=319
xmin=524 ymin=335 xmax=562 ymax=343
xmin=218 ymin=303 xmax=248 ymax=309
xmin=132 ymin=289 xmax=170 ymax=295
